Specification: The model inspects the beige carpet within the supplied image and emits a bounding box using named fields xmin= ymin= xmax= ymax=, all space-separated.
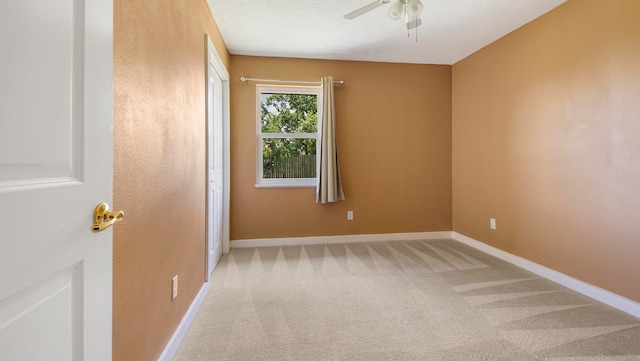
xmin=173 ymin=239 xmax=640 ymax=360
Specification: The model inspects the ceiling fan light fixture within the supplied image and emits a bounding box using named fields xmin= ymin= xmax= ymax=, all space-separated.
xmin=386 ymin=0 xmax=405 ymax=21
xmin=406 ymin=0 xmax=424 ymax=17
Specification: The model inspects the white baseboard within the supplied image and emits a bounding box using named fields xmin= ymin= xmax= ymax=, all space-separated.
xmin=231 ymin=231 xmax=453 ymax=248
xmin=452 ymin=232 xmax=640 ymax=319
xmin=157 ymin=281 xmax=210 ymax=361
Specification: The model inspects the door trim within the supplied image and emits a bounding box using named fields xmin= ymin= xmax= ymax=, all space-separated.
xmin=205 ymin=35 xmax=230 ymax=279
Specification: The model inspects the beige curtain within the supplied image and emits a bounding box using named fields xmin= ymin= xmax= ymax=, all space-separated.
xmin=316 ymin=76 xmax=345 ymax=203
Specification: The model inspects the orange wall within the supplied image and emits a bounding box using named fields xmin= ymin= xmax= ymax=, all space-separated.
xmin=452 ymin=0 xmax=640 ymax=302
xmin=230 ymin=56 xmax=452 ymax=240
xmin=112 ymin=0 xmax=229 ymax=360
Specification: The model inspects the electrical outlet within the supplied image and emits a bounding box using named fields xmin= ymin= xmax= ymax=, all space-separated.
xmin=347 ymin=211 xmax=354 ymax=221
xmin=172 ymin=275 xmax=178 ymax=300
xmin=490 ymin=218 xmax=497 ymax=230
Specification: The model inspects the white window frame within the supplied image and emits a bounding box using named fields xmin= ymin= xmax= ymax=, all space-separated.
xmin=256 ymin=85 xmax=322 ymax=188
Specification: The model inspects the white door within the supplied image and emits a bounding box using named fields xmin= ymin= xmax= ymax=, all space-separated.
xmin=0 ymin=1 xmax=113 ymax=360
xmin=206 ymin=56 xmax=224 ymax=276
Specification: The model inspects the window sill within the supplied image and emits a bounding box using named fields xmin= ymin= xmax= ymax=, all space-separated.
xmin=255 ymin=182 xmax=317 ymax=189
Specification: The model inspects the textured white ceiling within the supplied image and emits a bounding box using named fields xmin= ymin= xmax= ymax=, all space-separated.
xmin=207 ymin=0 xmax=566 ymax=65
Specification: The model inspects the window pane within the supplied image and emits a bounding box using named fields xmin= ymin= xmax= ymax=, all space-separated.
xmin=261 ymin=93 xmax=318 ymax=134
xmin=263 ymin=138 xmax=316 ymax=179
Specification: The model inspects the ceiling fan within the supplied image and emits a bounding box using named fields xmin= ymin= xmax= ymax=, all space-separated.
xmin=344 ymin=0 xmax=424 ymax=30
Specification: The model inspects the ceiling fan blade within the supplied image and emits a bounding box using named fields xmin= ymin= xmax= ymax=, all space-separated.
xmin=406 ymin=17 xmax=422 ymax=30
xmin=344 ymin=0 xmax=390 ymax=20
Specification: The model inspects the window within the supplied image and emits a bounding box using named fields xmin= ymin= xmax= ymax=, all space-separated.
xmin=256 ymin=85 xmax=322 ymax=187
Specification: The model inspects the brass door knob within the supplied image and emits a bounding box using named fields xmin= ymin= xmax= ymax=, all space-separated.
xmin=91 ymin=203 xmax=124 ymax=233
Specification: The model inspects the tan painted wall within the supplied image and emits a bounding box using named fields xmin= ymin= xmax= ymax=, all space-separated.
xmin=452 ymin=0 xmax=640 ymax=303
xmin=113 ymin=0 xmax=229 ymax=360
xmin=231 ymin=56 xmax=452 ymax=240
